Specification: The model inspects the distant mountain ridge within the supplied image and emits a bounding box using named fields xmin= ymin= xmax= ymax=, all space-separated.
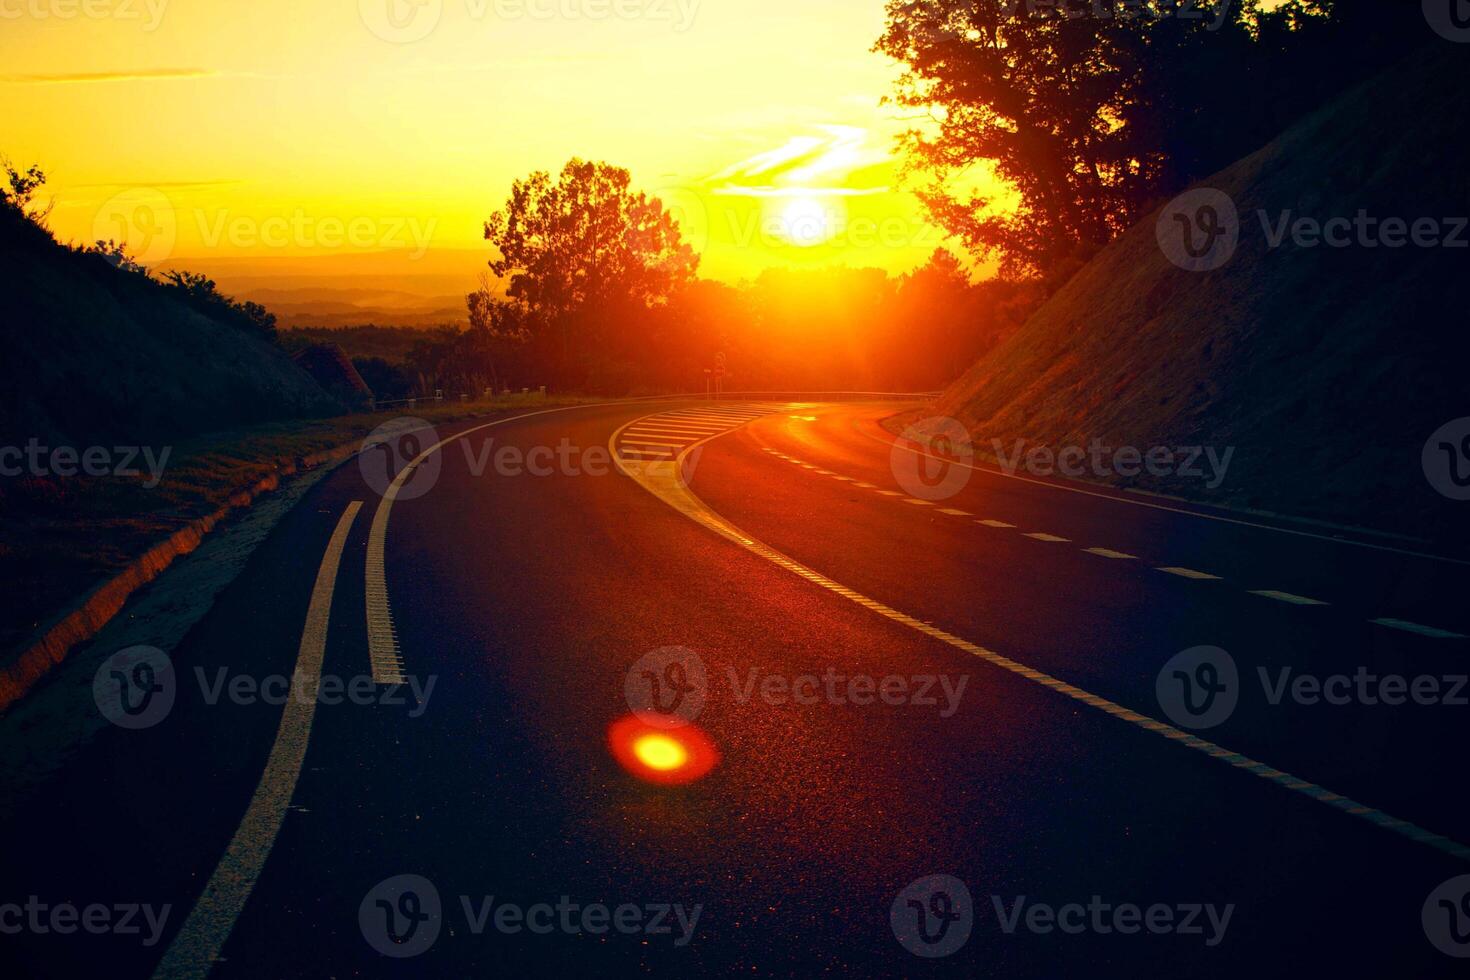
xmin=155 ymin=248 xmax=485 ymax=328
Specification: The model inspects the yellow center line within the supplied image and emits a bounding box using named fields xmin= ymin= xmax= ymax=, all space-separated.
xmin=153 ymin=501 xmax=362 ymax=979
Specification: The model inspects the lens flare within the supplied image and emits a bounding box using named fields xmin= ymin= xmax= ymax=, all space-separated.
xmin=608 ymin=715 xmax=719 ymax=785
xmin=633 ymin=733 xmax=688 ymax=771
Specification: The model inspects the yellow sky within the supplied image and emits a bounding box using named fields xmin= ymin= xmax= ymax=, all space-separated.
xmin=2 ymin=0 xmax=963 ymax=291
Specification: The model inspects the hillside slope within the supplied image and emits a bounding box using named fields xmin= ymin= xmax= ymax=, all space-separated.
xmin=932 ymin=43 xmax=1470 ymax=544
xmin=0 ymin=209 xmax=340 ymax=448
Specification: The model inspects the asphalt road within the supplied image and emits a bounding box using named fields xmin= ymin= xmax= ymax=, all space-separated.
xmin=3 ymin=398 xmax=1469 ymax=978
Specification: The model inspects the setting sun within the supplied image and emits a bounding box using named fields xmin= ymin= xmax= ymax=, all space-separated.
xmin=774 ymin=195 xmax=841 ymax=247
xmin=0 ymin=0 xmax=975 ymax=297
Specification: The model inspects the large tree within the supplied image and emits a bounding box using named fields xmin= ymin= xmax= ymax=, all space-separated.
xmin=874 ymin=1 xmax=1420 ymax=281
xmin=477 ymin=158 xmax=699 ymax=385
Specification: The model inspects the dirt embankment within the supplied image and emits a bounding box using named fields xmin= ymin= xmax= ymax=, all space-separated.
xmin=929 ymin=44 xmax=1470 ymax=547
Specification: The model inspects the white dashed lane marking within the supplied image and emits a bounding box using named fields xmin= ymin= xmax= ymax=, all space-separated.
xmin=1158 ymin=566 xmax=1222 ymax=581
xmin=1250 ymin=590 xmax=1328 ymax=606
xmin=757 ymin=446 xmax=1466 ymax=641
xmin=1085 ymin=547 xmax=1137 ymax=560
xmin=623 ymin=440 xmax=1470 ymax=863
xmin=1371 ymin=618 xmax=1468 ymax=639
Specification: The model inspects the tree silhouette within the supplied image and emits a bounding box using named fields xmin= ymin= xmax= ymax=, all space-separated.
xmin=160 ymin=269 xmax=278 ymax=340
xmin=1 ymin=158 xmax=54 ymax=226
xmin=481 ymin=158 xmax=699 ymax=384
xmin=874 ymin=1 xmax=1424 ymax=281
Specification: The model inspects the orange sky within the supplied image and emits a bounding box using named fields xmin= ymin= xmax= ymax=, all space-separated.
xmin=2 ymin=0 xmax=981 ymax=295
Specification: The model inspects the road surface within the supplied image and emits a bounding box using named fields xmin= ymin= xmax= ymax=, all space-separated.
xmin=3 ymin=398 xmax=1469 ymax=977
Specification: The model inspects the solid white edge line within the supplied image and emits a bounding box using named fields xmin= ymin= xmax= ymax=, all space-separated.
xmin=362 ymin=400 xmax=670 ymax=684
xmin=611 ymin=441 xmax=1470 ymax=865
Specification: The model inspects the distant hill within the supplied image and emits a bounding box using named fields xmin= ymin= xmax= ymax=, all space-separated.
xmin=930 ymin=43 xmax=1470 ymax=545
xmin=0 ymin=208 xmax=341 ymax=448
xmin=279 ymin=324 xmax=446 ymax=364
xmin=154 ymin=248 xmax=484 ymax=328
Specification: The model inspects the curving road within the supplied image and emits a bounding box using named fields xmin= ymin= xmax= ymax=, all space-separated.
xmin=3 ymin=398 xmax=1469 ymax=977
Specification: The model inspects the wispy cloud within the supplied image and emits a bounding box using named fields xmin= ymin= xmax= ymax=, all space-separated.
xmin=64 ymin=180 xmax=243 ymax=190
xmin=1 ymin=68 xmax=286 ymax=85
xmin=710 ymin=125 xmax=892 ymax=198
xmin=2 ymin=68 xmax=216 ymax=85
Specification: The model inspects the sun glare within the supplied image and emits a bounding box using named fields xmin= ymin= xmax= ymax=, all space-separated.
xmin=775 ymin=195 xmax=841 ymax=247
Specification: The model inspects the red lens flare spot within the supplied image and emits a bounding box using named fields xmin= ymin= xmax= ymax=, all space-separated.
xmin=608 ymin=715 xmax=719 ymax=785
